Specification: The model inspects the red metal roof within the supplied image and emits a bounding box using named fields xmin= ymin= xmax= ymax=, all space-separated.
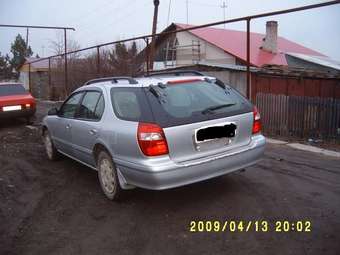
xmin=175 ymin=23 xmax=325 ymax=67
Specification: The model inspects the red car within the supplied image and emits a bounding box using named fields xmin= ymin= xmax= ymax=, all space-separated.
xmin=0 ymin=82 xmax=36 ymax=123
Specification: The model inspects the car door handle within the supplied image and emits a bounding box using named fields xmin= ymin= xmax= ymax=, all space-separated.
xmin=66 ymin=124 xmax=72 ymax=129
xmin=89 ymin=129 xmax=97 ymax=135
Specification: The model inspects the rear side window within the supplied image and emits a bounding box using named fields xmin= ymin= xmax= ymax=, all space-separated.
xmin=110 ymin=87 xmax=153 ymax=122
xmin=0 ymin=84 xmax=27 ymax=96
xmin=77 ymin=91 xmax=104 ymax=120
xmin=112 ymin=91 xmax=141 ymax=119
xmin=145 ymin=80 xmax=252 ymax=127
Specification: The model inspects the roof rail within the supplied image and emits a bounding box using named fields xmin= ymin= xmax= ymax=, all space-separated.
xmin=84 ymin=76 xmax=138 ymax=85
xmin=146 ymin=70 xmax=205 ymax=77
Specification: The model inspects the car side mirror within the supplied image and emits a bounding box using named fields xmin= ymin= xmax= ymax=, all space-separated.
xmin=48 ymin=107 xmax=59 ymax=116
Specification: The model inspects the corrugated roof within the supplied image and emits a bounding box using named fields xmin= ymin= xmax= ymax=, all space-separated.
xmin=286 ymin=52 xmax=340 ymax=71
xmin=25 ymin=57 xmax=49 ymax=69
xmin=174 ymin=23 xmax=325 ymax=67
xmin=196 ymin=61 xmax=260 ymax=72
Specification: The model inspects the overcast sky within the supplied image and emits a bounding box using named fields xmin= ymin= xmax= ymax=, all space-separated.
xmin=1 ymin=0 xmax=340 ymax=60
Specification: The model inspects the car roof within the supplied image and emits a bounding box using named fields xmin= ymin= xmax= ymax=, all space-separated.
xmin=76 ymin=75 xmax=216 ymax=92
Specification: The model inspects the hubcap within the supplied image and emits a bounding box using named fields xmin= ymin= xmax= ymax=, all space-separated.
xmin=45 ymin=134 xmax=53 ymax=158
xmin=100 ymin=158 xmax=115 ymax=194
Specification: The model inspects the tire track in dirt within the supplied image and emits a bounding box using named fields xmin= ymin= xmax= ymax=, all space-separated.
xmin=1 ymin=102 xmax=340 ymax=255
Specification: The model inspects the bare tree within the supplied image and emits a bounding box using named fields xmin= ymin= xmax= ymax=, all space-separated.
xmin=48 ymin=32 xmax=82 ymax=98
xmin=47 ymin=34 xmax=143 ymax=99
xmin=49 ymin=31 xmax=81 ymax=56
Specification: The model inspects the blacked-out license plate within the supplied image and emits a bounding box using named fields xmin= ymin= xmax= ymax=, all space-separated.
xmin=196 ymin=123 xmax=237 ymax=143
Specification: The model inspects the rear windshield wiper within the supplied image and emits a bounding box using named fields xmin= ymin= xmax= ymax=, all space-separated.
xmin=201 ymin=103 xmax=236 ymax=114
xmin=149 ymin=84 xmax=167 ymax=103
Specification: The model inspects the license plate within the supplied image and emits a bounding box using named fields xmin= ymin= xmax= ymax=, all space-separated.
xmin=195 ymin=123 xmax=237 ymax=143
xmin=3 ymin=105 xmax=22 ymax=112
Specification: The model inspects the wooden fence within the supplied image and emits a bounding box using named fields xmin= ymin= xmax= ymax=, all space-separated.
xmin=256 ymin=93 xmax=340 ymax=142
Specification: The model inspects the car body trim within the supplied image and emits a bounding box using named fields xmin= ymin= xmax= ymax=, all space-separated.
xmin=57 ymin=149 xmax=97 ymax=171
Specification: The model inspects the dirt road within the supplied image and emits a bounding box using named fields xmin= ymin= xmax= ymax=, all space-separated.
xmin=1 ymin=102 xmax=339 ymax=255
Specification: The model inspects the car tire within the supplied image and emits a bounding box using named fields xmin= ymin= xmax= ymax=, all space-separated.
xmin=43 ymin=130 xmax=60 ymax=161
xmin=97 ymin=151 xmax=123 ymax=201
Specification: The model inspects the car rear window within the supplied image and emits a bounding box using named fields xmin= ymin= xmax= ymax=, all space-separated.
xmin=0 ymin=84 xmax=27 ymax=96
xmin=144 ymin=80 xmax=253 ymax=127
xmin=110 ymin=87 xmax=154 ymax=122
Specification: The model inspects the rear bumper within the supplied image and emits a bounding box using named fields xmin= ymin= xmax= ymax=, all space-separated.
xmin=116 ymin=135 xmax=266 ymax=190
xmin=0 ymin=108 xmax=36 ymax=119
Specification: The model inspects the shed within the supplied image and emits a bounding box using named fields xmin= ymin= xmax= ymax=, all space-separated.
xmin=18 ymin=57 xmax=49 ymax=98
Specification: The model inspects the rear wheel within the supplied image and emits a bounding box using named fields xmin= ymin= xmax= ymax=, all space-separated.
xmin=43 ymin=130 xmax=59 ymax=161
xmin=97 ymin=151 xmax=123 ymax=201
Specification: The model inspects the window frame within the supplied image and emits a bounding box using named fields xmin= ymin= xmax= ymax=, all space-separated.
xmin=75 ymin=90 xmax=105 ymax=122
xmin=57 ymin=91 xmax=85 ymax=119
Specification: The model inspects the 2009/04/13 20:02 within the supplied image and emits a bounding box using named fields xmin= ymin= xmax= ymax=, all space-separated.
xmin=189 ymin=220 xmax=312 ymax=233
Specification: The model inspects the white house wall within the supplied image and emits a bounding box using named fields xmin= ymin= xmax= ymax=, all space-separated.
xmin=19 ymin=71 xmax=29 ymax=90
xmin=175 ymin=31 xmax=236 ymax=66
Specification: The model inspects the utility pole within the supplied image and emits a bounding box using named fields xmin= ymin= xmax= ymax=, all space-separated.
xmin=221 ymin=1 xmax=227 ymax=29
xmin=149 ymin=0 xmax=160 ymax=70
xmin=64 ymin=28 xmax=68 ymax=95
xmin=26 ymin=27 xmax=29 ymax=54
xmin=26 ymin=27 xmax=28 ymax=48
xmin=186 ymin=0 xmax=189 ymax=24
xmin=167 ymin=0 xmax=172 ymax=26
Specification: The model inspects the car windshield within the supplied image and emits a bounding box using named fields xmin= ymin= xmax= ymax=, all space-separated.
xmin=145 ymin=80 xmax=252 ymax=127
xmin=0 ymin=84 xmax=28 ymax=96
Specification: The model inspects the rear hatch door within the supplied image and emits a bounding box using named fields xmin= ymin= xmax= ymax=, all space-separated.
xmin=144 ymin=79 xmax=254 ymax=163
xmin=163 ymin=112 xmax=253 ymax=163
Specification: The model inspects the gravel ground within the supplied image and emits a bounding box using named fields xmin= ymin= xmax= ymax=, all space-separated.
xmin=0 ymin=102 xmax=340 ymax=255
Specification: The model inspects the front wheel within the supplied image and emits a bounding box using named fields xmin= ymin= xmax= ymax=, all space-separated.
xmin=43 ymin=130 xmax=60 ymax=161
xmin=97 ymin=151 xmax=123 ymax=201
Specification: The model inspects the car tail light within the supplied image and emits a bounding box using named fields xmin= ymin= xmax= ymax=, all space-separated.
xmin=252 ymin=106 xmax=261 ymax=134
xmin=137 ymin=122 xmax=169 ymax=156
xmin=25 ymin=103 xmax=31 ymax=108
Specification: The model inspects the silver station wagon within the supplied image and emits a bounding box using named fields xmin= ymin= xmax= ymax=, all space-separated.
xmin=42 ymin=71 xmax=265 ymax=200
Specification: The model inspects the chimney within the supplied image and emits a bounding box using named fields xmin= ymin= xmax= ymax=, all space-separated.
xmin=261 ymin=21 xmax=278 ymax=53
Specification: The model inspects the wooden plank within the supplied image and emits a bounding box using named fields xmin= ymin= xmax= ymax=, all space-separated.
xmin=254 ymin=93 xmax=340 ymax=142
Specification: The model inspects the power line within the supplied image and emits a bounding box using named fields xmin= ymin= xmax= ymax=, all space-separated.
xmin=26 ymin=0 xmax=340 ymax=64
xmin=75 ymin=0 xmax=148 ymax=49
xmin=74 ymin=0 xmax=139 ymax=44
xmin=187 ymin=0 xmax=219 ymax=8
xmin=73 ymin=1 xmax=133 ymax=40
xmin=64 ymin=0 xmax=116 ymax=27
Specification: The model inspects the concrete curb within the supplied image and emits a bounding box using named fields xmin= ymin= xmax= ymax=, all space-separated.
xmin=266 ymin=137 xmax=340 ymax=158
xmin=266 ymin=138 xmax=289 ymax=145
xmin=287 ymin=143 xmax=340 ymax=158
